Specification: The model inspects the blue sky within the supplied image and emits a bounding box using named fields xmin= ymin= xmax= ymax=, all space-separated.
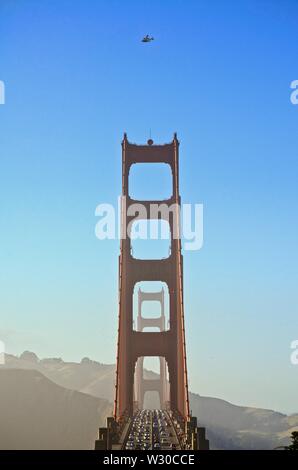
xmin=0 ymin=0 xmax=297 ymax=413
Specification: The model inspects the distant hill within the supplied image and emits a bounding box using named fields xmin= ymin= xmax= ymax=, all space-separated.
xmin=3 ymin=352 xmax=115 ymax=401
xmin=0 ymin=368 xmax=111 ymax=450
xmin=1 ymin=352 xmax=297 ymax=449
xmin=189 ymin=393 xmax=298 ymax=449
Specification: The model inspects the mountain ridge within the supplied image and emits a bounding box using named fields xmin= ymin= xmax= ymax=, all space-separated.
xmin=1 ymin=352 xmax=297 ymax=449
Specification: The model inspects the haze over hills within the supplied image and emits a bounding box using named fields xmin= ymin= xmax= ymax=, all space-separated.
xmin=1 ymin=352 xmax=297 ymax=450
xmin=0 ymin=368 xmax=111 ymax=450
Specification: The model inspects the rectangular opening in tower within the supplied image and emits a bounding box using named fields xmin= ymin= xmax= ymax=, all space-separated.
xmin=129 ymin=163 xmax=173 ymax=200
xmin=134 ymin=356 xmax=170 ymax=411
xmin=130 ymin=219 xmax=171 ymax=260
xmin=132 ymin=281 xmax=169 ymax=331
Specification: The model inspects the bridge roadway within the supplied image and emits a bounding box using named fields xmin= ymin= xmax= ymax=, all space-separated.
xmin=123 ymin=410 xmax=181 ymax=450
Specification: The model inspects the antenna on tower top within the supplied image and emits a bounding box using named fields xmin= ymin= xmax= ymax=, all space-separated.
xmin=147 ymin=128 xmax=153 ymax=145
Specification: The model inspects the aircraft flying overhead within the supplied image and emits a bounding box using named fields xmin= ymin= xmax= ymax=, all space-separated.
xmin=142 ymin=34 xmax=154 ymax=43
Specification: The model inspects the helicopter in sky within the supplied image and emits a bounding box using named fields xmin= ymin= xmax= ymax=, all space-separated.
xmin=141 ymin=34 xmax=154 ymax=43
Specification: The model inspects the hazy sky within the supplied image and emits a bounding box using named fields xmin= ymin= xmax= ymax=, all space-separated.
xmin=0 ymin=0 xmax=297 ymax=414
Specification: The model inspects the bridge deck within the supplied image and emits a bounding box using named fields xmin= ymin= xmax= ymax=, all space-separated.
xmin=121 ymin=410 xmax=181 ymax=450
